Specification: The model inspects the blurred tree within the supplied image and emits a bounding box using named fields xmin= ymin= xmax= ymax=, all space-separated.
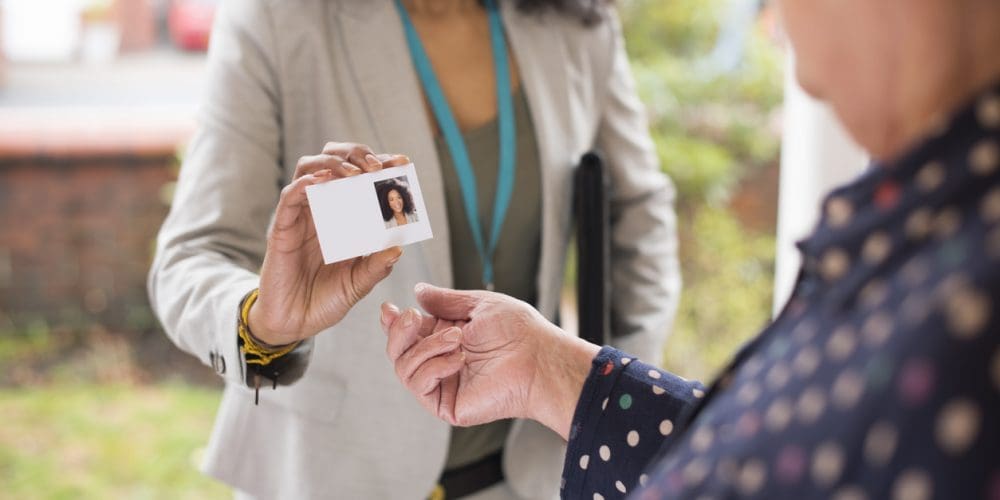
xmin=619 ymin=0 xmax=784 ymax=379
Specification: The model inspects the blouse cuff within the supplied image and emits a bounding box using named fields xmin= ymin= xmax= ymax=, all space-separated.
xmin=561 ymin=346 xmax=704 ymax=499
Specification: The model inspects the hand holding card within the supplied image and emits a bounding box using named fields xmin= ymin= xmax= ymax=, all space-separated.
xmin=246 ymin=143 xmax=412 ymax=347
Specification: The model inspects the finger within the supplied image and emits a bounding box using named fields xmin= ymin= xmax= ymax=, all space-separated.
xmin=437 ymin=372 xmax=459 ymax=424
xmin=414 ymin=283 xmax=482 ymax=321
xmin=349 ymin=246 xmax=403 ymax=305
xmin=272 ymin=170 xmax=333 ymax=231
xmin=376 ymin=154 xmax=411 ymax=168
xmin=396 ymin=327 xmax=462 ymax=383
xmin=380 ymin=302 xmax=401 ymax=333
xmin=410 ymin=349 xmax=465 ymax=397
xmin=295 ymin=154 xmax=363 ymax=180
xmin=322 ymin=142 xmax=381 ymax=173
xmin=386 ymin=307 xmax=427 ymax=362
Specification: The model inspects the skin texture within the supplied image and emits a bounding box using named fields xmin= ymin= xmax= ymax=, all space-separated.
xmin=382 ymin=0 xmax=1000 ymax=440
xmin=247 ymin=142 xmax=411 ymax=346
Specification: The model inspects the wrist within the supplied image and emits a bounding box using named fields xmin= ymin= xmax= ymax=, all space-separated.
xmin=527 ymin=326 xmax=601 ymax=440
xmin=246 ymin=297 xmax=293 ymax=348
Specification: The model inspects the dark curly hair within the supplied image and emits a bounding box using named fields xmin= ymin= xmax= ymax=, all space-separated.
xmin=376 ymin=179 xmax=417 ymax=222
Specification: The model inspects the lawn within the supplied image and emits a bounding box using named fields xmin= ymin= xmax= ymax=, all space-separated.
xmin=0 ymin=383 xmax=229 ymax=499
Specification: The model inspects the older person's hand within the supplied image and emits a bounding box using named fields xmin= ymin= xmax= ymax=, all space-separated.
xmin=381 ymin=283 xmax=600 ymax=440
xmin=247 ymin=142 xmax=411 ymax=347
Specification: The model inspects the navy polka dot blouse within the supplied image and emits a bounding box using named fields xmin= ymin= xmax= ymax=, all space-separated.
xmin=561 ymin=84 xmax=1000 ymax=499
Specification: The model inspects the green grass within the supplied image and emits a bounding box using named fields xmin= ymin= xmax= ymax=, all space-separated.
xmin=0 ymin=383 xmax=229 ymax=499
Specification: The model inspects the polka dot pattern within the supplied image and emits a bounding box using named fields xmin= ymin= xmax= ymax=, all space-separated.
xmin=561 ymin=86 xmax=1000 ymax=500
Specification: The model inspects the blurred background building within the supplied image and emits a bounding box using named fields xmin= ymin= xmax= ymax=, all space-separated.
xmin=0 ymin=0 xmax=864 ymax=496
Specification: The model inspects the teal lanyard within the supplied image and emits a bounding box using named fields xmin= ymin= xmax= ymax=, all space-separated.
xmin=393 ymin=0 xmax=516 ymax=290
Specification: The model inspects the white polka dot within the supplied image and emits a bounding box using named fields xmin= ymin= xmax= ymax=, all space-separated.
xmin=970 ymin=139 xmax=999 ymax=176
xmin=945 ymin=284 xmax=991 ymax=339
xmin=791 ymin=320 xmax=818 ymax=343
xmin=692 ymin=388 xmax=705 ymax=398
xmin=615 ymin=480 xmax=627 ymax=493
xmin=901 ymin=292 xmax=931 ymax=326
xmin=826 ymin=326 xmax=857 ymax=362
xmin=647 ymin=369 xmax=661 ymax=380
xmin=683 ymin=458 xmax=710 ymax=486
xmin=621 ymin=357 xmax=631 ymax=365
xmin=798 ymin=387 xmax=827 ymax=424
xmin=599 ymin=445 xmax=611 ymax=461
xmin=764 ymin=397 xmax=794 ymax=433
xmin=639 ymin=474 xmax=649 ymax=486
xmin=652 ymin=385 xmax=666 ymax=395
xmin=864 ymin=420 xmax=898 ymax=467
xmin=736 ymin=381 xmax=762 ymax=404
xmin=602 ymin=397 xmax=608 ymax=410
xmin=626 ymin=430 xmax=640 ymax=447
xmin=860 ymin=280 xmax=889 ymax=309
xmin=737 ymin=459 xmax=767 ymax=495
xmin=916 ymin=161 xmax=946 ymax=191
xmin=906 ymin=208 xmax=933 ymax=240
xmin=659 ymin=419 xmax=674 ymax=436
xmin=863 ymin=231 xmax=892 ymax=264
xmin=766 ymin=363 xmax=791 ymax=390
xmin=978 ymin=93 xmax=1000 ymax=128
xmin=792 ymin=346 xmax=821 ymax=377
xmin=832 ymin=369 xmax=865 ymax=410
xmin=593 ymin=493 xmax=604 ymax=500
xmin=579 ymin=454 xmax=590 ymax=470
xmin=832 ymin=485 xmax=869 ymax=500
xmin=827 ymin=196 xmax=854 ymax=227
xmin=936 ymin=398 xmax=981 ymax=456
xmin=861 ymin=312 xmax=893 ymax=347
xmin=820 ymin=248 xmax=850 ymax=281
xmin=933 ymin=207 xmax=962 ymax=238
xmin=691 ymin=427 xmax=714 ymax=452
xmin=812 ymin=441 xmax=845 ymax=487
xmin=892 ymin=468 xmax=932 ymax=500
xmin=982 ymin=188 xmax=1000 ymax=223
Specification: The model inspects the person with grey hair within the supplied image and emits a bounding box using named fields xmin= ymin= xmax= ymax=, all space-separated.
xmin=383 ymin=0 xmax=1000 ymax=498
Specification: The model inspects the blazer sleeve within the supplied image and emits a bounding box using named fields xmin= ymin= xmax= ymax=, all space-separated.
xmin=147 ymin=0 xmax=310 ymax=386
xmin=595 ymin=9 xmax=682 ymax=364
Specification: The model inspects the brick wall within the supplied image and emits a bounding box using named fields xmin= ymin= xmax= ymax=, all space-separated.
xmin=0 ymin=112 xmax=189 ymax=335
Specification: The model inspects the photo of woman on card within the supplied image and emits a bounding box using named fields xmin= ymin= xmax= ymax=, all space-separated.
xmin=376 ymin=176 xmax=419 ymax=229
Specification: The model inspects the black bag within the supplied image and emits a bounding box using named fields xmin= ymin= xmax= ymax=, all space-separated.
xmin=573 ymin=151 xmax=611 ymax=346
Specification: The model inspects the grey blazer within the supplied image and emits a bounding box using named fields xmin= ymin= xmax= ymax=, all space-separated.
xmin=147 ymin=0 xmax=681 ymax=498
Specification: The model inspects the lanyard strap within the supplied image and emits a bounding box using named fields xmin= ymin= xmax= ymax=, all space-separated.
xmin=394 ymin=0 xmax=516 ymax=289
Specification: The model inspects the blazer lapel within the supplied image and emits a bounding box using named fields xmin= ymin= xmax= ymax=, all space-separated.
xmin=334 ymin=0 xmax=453 ymax=287
xmin=501 ymin=4 xmax=575 ymax=318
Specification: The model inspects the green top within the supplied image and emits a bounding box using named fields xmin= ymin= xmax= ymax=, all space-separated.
xmin=438 ymin=89 xmax=542 ymax=470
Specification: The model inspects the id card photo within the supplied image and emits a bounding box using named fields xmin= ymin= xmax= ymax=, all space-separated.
xmin=306 ymin=164 xmax=434 ymax=264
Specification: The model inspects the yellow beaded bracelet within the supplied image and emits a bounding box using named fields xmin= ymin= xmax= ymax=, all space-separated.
xmin=238 ymin=288 xmax=301 ymax=366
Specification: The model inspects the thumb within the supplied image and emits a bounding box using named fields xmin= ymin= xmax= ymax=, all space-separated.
xmin=349 ymin=246 xmax=403 ymax=301
xmin=414 ymin=283 xmax=481 ymax=321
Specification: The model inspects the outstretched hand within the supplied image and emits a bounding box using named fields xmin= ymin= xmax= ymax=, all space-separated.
xmin=381 ymin=284 xmax=600 ymax=439
xmin=248 ymin=142 xmax=411 ymax=346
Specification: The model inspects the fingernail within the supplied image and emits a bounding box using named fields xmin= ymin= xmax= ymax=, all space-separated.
xmin=381 ymin=302 xmax=399 ymax=316
xmin=414 ymin=282 xmax=429 ymax=294
xmin=345 ymin=163 xmax=363 ymax=174
xmin=366 ymin=154 xmax=382 ymax=167
xmin=443 ymin=327 xmax=461 ymax=342
xmin=402 ymin=308 xmax=419 ymax=327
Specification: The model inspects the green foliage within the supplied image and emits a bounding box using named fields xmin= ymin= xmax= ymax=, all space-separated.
xmin=663 ymin=206 xmax=775 ymax=381
xmin=617 ymin=0 xmax=784 ymax=376
xmin=621 ymin=0 xmax=784 ymax=205
xmin=0 ymin=383 xmax=229 ymax=499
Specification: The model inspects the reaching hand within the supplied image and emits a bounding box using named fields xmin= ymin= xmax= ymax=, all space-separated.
xmin=248 ymin=142 xmax=411 ymax=346
xmin=381 ymin=283 xmax=600 ymax=439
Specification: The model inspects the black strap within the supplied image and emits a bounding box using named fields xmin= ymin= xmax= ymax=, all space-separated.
xmin=437 ymin=452 xmax=504 ymax=499
xmin=574 ymin=151 xmax=612 ymax=346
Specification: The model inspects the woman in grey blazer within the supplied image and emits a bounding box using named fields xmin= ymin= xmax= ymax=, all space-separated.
xmin=148 ymin=0 xmax=680 ymax=498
